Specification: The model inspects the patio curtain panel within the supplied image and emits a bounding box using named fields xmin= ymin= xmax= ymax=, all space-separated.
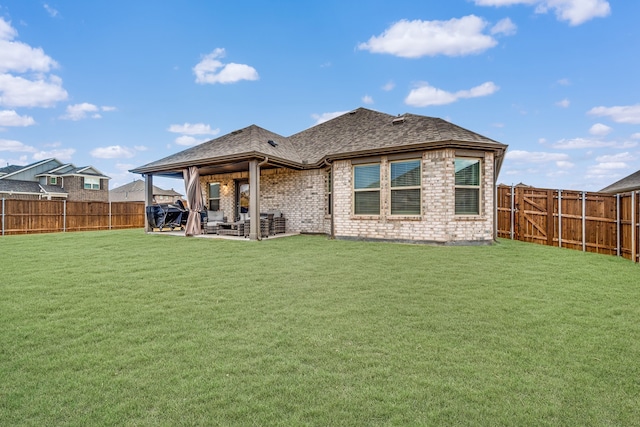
xmin=183 ymin=166 xmax=203 ymax=236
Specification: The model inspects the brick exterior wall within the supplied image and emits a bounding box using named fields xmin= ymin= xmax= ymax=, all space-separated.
xmin=62 ymin=176 xmax=109 ymax=202
xmin=199 ymin=148 xmax=495 ymax=243
xmin=201 ymin=168 xmax=329 ymax=234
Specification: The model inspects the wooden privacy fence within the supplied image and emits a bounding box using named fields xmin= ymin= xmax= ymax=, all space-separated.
xmin=0 ymin=199 xmax=146 ymax=235
xmin=497 ymin=185 xmax=638 ymax=262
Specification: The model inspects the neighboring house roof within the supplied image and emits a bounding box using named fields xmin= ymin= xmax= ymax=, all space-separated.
xmin=109 ymin=179 xmax=183 ymax=202
xmin=35 ymin=164 xmax=110 ymax=179
xmin=0 ymin=179 xmax=68 ymax=198
xmin=600 ymin=170 xmax=640 ymax=194
xmin=131 ymin=107 xmax=508 ymax=177
xmin=0 ymin=165 xmax=23 ymax=176
xmin=0 ymin=158 xmax=110 ymax=182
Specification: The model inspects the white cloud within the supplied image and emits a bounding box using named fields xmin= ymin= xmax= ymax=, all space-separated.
xmin=405 ymin=81 xmax=499 ymax=107
xmin=0 ymin=110 xmax=35 ymax=127
xmin=167 ymin=122 xmax=220 ymax=136
xmin=0 ymin=18 xmax=58 ymax=73
xmin=0 ymin=73 xmax=68 ymax=108
xmin=312 ymin=111 xmax=350 ymax=125
xmin=506 ymin=149 xmax=571 ymax=164
xmin=557 ymin=78 xmax=571 ymax=85
xmin=357 ymin=16 xmax=502 ymax=58
xmin=43 ymin=4 xmax=59 ymax=18
xmin=490 ymin=18 xmax=517 ymax=35
xmin=193 ymin=48 xmax=259 ymax=84
xmin=631 ymin=133 xmax=640 ymax=140
xmin=382 ymin=81 xmax=395 ymax=91
xmin=0 ymin=138 xmax=37 ymax=152
xmin=473 ymin=0 xmax=611 ymax=26
xmin=588 ymin=104 xmax=640 ymax=124
xmin=589 ymin=123 xmax=612 ymax=136
xmin=90 ymin=145 xmax=135 ymax=159
xmin=61 ymin=103 xmax=116 ymax=120
xmin=33 ymin=147 xmax=75 ymax=161
xmin=174 ymin=135 xmax=209 ymax=146
xmin=553 ymin=137 xmax=637 ymax=149
xmin=362 ymin=95 xmax=374 ymax=105
xmin=596 ymin=152 xmax=634 ymax=163
xmin=556 ymin=98 xmax=570 ymax=108
xmin=586 ymin=162 xmax=629 ymax=180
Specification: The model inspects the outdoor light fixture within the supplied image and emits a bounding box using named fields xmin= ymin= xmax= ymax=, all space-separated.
xmin=267 ymin=139 xmax=278 ymax=147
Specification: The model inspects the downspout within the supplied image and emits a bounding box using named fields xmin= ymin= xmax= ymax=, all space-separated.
xmin=324 ymin=158 xmax=334 ymax=239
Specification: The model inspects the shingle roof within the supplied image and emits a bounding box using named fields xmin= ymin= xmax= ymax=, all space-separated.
xmin=110 ymin=179 xmax=183 ymax=197
xmin=600 ymin=170 xmax=640 ymax=193
xmin=131 ymin=107 xmax=507 ymax=175
xmin=0 ymin=165 xmax=23 ymax=175
xmin=0 ymin=179 xmax=68 ymax=196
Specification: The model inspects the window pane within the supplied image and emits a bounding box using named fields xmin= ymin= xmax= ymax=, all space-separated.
xmin=354 ymin=165 xmax=380 ymax=189
xmin=355 ymin=191 xmax=380 ymax=215
xmin=455 ymin=188 xmax=479 ymax=215
xmin=209 ymin=183 xmax=220 ymax=198
xmin=455 ymin=159 xmax=480 ymax=186
xmin=209 ymin=200 xmax=220 ymax=211
xmin=391 ymin=160 xmax=420 ymax=187
xmin=391 ymin=189 xmax=420 ymax=215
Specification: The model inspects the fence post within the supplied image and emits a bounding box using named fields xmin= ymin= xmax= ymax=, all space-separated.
xmin=616 ymin=194 xmax=621 ymax=257
xmin=558 ymin=190 xmax=562 ymax=248
xmin=510 ymin=184 xmax=515 ymax=240
xmin=582 ymin=191 xmax=587 ymax=252
xmin=1 ymin=198 xmax=4 ymax=236
xmin=546 ymin=189 xmax=554 ymax=246
xmin=109 ymin=201 xmax=112 ymax=230
xmin=63 ymin=200 xmax=66 ymax=232
xmin=633 ymin=192 xmax=637 ymax=263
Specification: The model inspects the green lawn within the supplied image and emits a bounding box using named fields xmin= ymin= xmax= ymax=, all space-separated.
xmin=1 ymin=230 xmax=639 ymax=426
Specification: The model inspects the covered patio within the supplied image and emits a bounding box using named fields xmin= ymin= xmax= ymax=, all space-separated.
xmin=133 ymin=124 xmax=306 ymax=241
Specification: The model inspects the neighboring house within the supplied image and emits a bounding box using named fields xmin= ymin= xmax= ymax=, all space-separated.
xmin=0 ymin=158 xmax=110 ymax=201
xmin=600 ymin=170 xmax=640 ymax=194
xmin=110 ymin=179 xmax=183 ymax=203
xmin=131 ymin=107 xmax=508 ymax=244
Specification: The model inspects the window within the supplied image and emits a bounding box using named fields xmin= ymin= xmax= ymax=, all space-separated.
xmin=84 ymin=177 xmax=100 ymax=190
xmin=354 ymin=164 xmax=380 ymax=215
xmin=50 ymin=177 xmax=57 ymax=185
xmin=326 ymin=169 xmax=332 ymax=215
xmin=455 ymin=158 xmax=481 ymax=215
xmin=209 ymin=183 xmax=221 ymax=211
xmin=390 ymin=160 xmax=421 ymax=215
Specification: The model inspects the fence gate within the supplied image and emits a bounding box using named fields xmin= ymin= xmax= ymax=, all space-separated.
xmin=515 ymin=188 xmax=555 ymax=246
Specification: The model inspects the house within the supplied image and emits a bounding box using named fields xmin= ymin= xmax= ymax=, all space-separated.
xmin=110 ymin=179 xmax=183 ymax=203
xmin=131 ymin=108 xmax=508 ymax=244
xmin=0 ymin=158 xmax=110 ymax=201
xmin=600 ymin=170 xmax=640 ymax=194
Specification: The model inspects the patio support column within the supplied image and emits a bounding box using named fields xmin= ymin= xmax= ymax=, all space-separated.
xmin=144 ymin=174 xmax=153 ymax=232
xmin=249 ymin=159 xmax=259 ymax=240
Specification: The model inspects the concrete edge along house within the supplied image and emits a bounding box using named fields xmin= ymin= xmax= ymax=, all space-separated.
xmin=131 ymin=107 xmax=508 ymax=243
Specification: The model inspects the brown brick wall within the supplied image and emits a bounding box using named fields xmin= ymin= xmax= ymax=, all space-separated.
xmin=63 ymin=176 xmax=109 ymax=202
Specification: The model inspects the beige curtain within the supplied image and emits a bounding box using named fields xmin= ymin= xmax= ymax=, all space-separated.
xmin=183 ymin=166 xmax=203 ymax=236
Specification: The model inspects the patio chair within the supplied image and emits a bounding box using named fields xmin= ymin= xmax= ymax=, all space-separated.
xmin=204 ymin=210 xmax=226 ymax=234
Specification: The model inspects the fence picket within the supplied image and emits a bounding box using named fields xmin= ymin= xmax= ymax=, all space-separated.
xmin=0 ymin=200 xmax=145 ymax=235
xmin=498 ymin=185 xmax=637 ymax=262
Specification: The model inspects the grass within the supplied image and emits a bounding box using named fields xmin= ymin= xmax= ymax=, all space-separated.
xmin=1 ymin=230 xmax=639 ymax=426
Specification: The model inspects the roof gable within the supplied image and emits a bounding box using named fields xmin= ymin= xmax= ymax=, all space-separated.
xmin=600 ymin=169 xmax=640 ymax=193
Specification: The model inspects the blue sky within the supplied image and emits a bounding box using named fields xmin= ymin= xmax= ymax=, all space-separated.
xmin=0 ymin=0 xmax=638 ymax=192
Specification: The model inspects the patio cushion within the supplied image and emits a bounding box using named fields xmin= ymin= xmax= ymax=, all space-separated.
xmin=207 ymin=210 xmax=224 ymax=223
